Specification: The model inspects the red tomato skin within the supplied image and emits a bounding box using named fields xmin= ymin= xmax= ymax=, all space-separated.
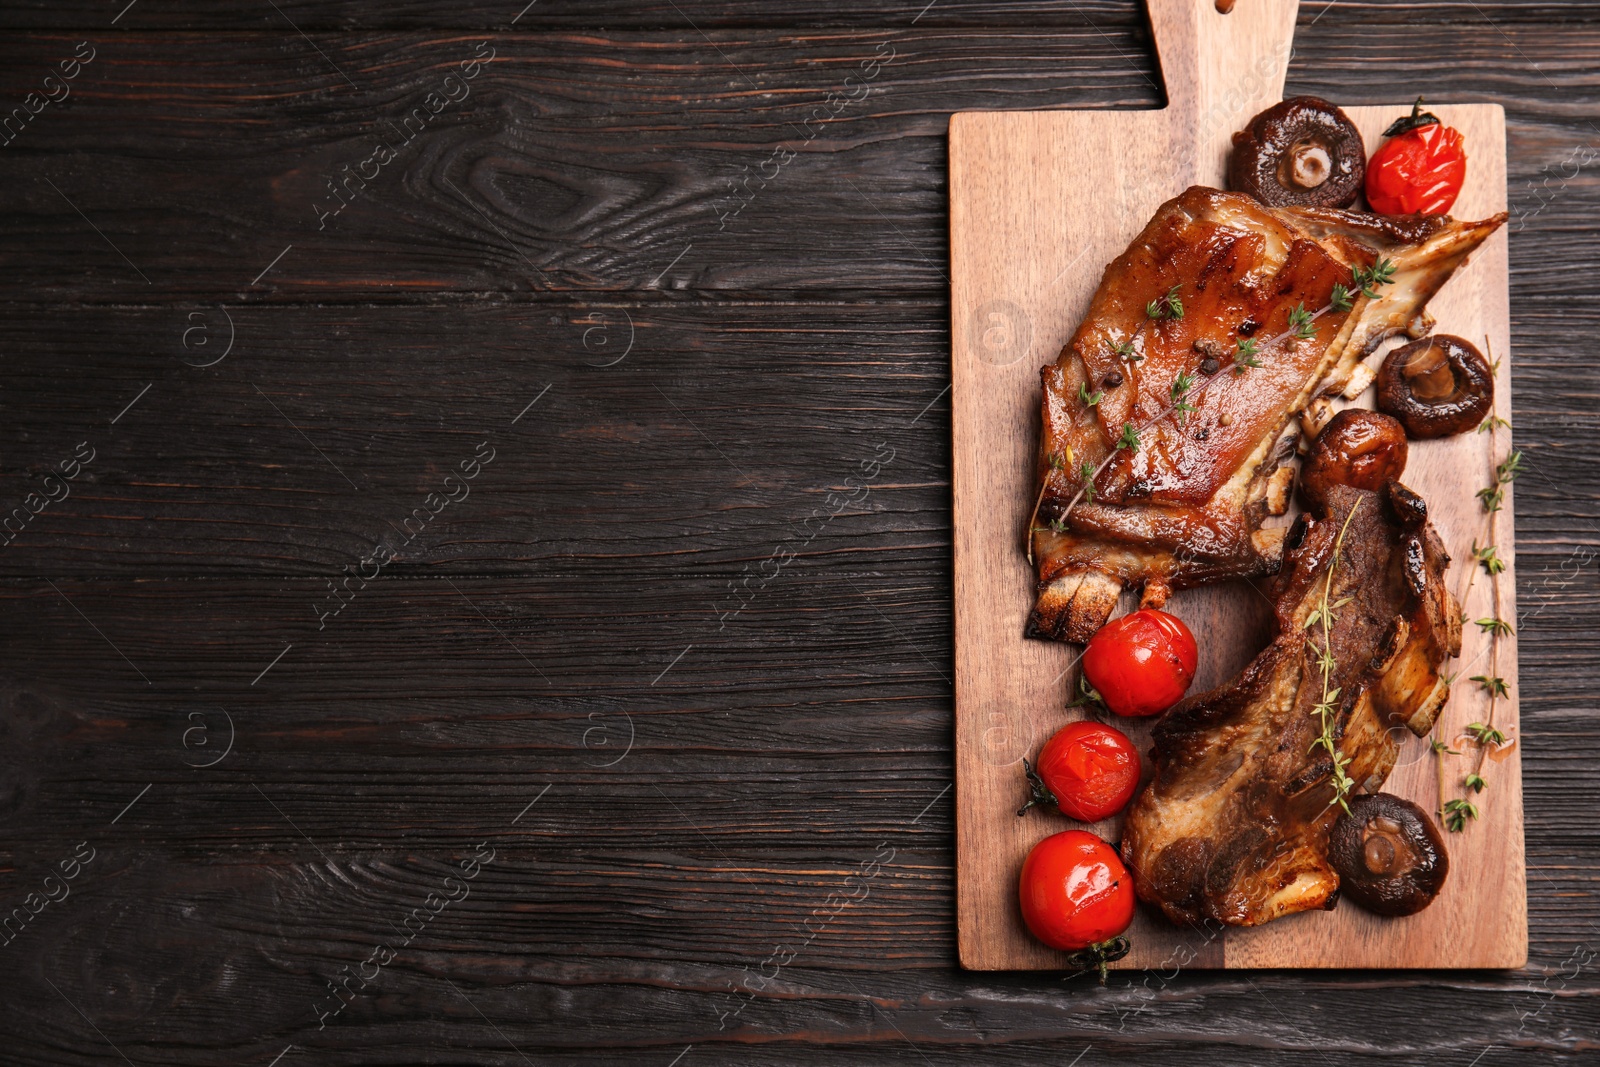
xmin=1081 ymin=609 xmax=1198 ymax=717
xmin=1365 ymin=123 xmax=1466 ymax=216
xmin=1036 ymin=720 xmax=1141 ymax=821
xmin=1018 ymin=830 xmax=1136 ymax=951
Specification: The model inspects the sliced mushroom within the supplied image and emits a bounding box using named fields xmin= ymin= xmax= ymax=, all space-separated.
xmin=1300 ymin=396 xmax=1335 ymax=439
xmin=1264 ymin=465 xmax=1295 ymax=516
xmin=1229 ymin=97 xmax=1366 ymax=208
xmin=1299 ymin=409 xmax=1409 ymax=514
xmin=1376 ymin=334 xmax=1495 ymax=439
xmin=1340 ymin=362 xmax=1377 ymax=400
xmin=1329 ymin=793 xmax=1449 ymax=916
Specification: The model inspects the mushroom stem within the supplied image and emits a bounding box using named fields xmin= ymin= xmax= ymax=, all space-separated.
xmin=1288 ymin=141 xmax=1332 ymax=189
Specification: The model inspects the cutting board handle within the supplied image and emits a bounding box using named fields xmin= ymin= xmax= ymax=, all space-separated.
xmin=1145 ymin=0 xmax=1300 ymax=185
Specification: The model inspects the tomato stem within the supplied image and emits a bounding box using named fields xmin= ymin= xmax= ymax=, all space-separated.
xmin=1383 ymin=96 xmax=1442 ymax=138
xmin=1016 ymin=757 xmax=1058 ymax=817
xmin=1063 ymin=936 xmax=1132 ymax=985
xmin=1063 ymin=675 xmax=1107 ymax=715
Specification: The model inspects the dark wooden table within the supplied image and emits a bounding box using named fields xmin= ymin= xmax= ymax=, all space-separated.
xmin=0 ymin=2 xmax=1595 ymax=1063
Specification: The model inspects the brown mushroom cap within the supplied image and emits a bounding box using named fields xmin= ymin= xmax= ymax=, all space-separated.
xmin=1300 ymin=409 xmax=1409 ymax=514
xmin=1376 ymin=334 xmax=1495 ymax=439
xmin=1329 ymin=793 xmax=1449 ymax=916
xmin=1229 ymin=96 xmax=1366 ymax=208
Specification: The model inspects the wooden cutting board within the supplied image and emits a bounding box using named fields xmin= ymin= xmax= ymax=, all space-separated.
xmin=949 ymin=0 xmax=1525 ymax=970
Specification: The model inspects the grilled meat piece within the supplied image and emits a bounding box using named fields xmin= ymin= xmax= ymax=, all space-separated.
xmin=1120 ymin=481 xmax=1459 ymax=928
xmin=1029 ymin=187 xmax=1504 ymax=642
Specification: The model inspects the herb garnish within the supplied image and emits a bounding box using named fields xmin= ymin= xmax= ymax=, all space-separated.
xmin=1466 ymin=721 xmax=1507 ymax=746
xmin=1287 ymin=302 xmax=1317 ymax=340
xmin=1304 ymin=499 xmax=1362 ymax=814
xmin=1047 ymin=261 xmax=1396 ymax=529
xmin=1443 ymin=797 xmax=1479 ymax=833
xmin=1440 ymin=337 xmax=1516 ymax=831
xmin=1169 ymin=370 xmax=1197 ymax=423
xmin=1233 ymin=336 xmax=1262 ymax=374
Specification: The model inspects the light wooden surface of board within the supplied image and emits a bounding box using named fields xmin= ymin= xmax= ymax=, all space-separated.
xmin=949 ymin=0 xmax=1525 ymax=971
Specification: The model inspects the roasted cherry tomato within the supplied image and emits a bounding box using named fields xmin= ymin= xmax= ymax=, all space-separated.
xmin=1019 ymin=720 xmax=1141 ymax=822
xmin=1018 ymin=830 xmax=1135 ymax=957
xmin=1081 ymin=608 xmax=1197 ymax=717
xmin=1364 ymin=98 xmax=1467 ymax=216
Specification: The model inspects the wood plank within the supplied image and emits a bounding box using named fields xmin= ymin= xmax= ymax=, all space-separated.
xmin=0 ymin=848 xmax=1592 ymax=1065
xmin=0 ymin=6 xmax=1593 ymax=1063
xmin=1 ymin=1 xmax=1596 ymax=31
xmin=0 ymin=300 xmax=949 ymax=577
xmin=0 ymin=574 xmax=1588 ymax=800
xmin=0 ymin=298 xmax=1588 ymax=579
xmin=952 ymin=2 xmax=1524 ymax=969
xmin=0 ymin=25 xmax=1596 ymax=301
xmin=0 ymin=563 xmax=1585 ymax=843
xmin=0 ymin=570 xmax=1592 ymax=1066
xmin=0 ymin=29 xmax=1157 ymax=301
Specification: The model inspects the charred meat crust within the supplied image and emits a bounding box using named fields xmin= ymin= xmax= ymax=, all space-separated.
xmin=1121 ymin=482 xmax=1458 ymax=928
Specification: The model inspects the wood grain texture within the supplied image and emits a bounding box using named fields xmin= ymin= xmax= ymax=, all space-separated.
xmin=0 ymin=301 xmax=950 ymax=577
xmin=2 ymin=1 xmax=1599 ymax=30
xmin=951 ymin=1 xmax=1525 ymax=970
xmin=0 ymin=0 xmax=1596 ymax=1063
xmin=0 ymin=29 xmax=1157 ymax=301
xmin=0 ymin=21 xmax=1597 ymax=302
xmin=0 ymin=573 xmax=1592 ymax=1064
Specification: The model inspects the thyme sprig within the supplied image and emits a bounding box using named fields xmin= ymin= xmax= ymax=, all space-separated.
xmin=1466 ymin=721 xmax=1507 ymax=745
xmin=1232 ymin=336 xmax=1262 ymax=374
xmin=1432 ymin=736 xmax=1458 ymax=817
xmin=1471 ymin=673 xmax=1510 ymax=697
xmin=1169 ymin=370 xmax=1198 ymax=423
xmin=1303 ymin=499 xmax=1363 ymax=815
xmin=1023 ymin=446 xmax=1072 ymax=565
xmin=1476 ymin=450 xmax=1523 ymax=513
xmin=1077 ymin=461 xmax=1098 ymax=503
xmin=1146 ymin=285 xmax=1184 ymax=321
xmin=1442 ymin=336 xmax=1515 ymax=831
xmin=1354 ymin=258 xmax=1396 ymax=297
xmin=1444 ymin=798 xmax=1479 ymax=833
xmin=1288 ymin=302 xmax=1317 ymax=340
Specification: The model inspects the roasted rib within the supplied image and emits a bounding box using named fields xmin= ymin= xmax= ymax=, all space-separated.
xmin=1028 ymin=187 xmax=1504 ymax=642
xmin=1120 ymin=482 xmax=1460 ymax=928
